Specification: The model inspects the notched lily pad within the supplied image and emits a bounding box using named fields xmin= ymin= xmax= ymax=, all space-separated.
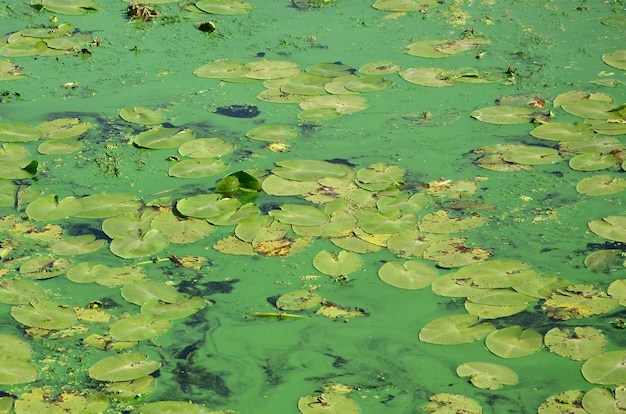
xmin=485 ymin=326 xmax=543 ymax=358
xmin=312 ymin=250 xmax=362 ymax=277
xmin=456 ymin=362 xmax=518 ymax=390
xmin=419 ymin=314 xmax=494 ymax=345
xmin=378 ymin=260 xmax=437 ymax=289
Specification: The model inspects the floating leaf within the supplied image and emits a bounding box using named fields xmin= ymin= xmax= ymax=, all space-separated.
xmin=0 ymin=279 xmax=45 ymax=305
xmin=109 ymin=313 xmax=172 ymax=341
xmin=576 ymin=175 xmax=626 ymax=196
xmin=299 ymin=95 xmax=368 ymax=114
xmin=105 ymin=375 xmax=155 ymax=400
xmin=51 ymin=234 xmax=106 ymax=255
xmin=134 ymin=127 xmax=194 ymax=149
xmin=419 ymin=314 xmax=494 ymax=345
xmin=176 ymin=193 xmax=241 ymax=219
xmin=608 ymin=279 xmax=626 ymax=306
xmin=430 ymin=273 xmax=487 ymax=298
xmin=569 ymin=152 xmax=620 ymax=171
xmin=378 ymin=260 xmax=437 ymax=289
xmin=297 ymin=392 xmax=360 ymax=414
xmin=276 ymin=290 xmax=322 ymax=311
xmin=11 ymin=298 xmax=77 ymax=329
xmin=471 ymin=106 xmax=536 ymax=124
xmin=538 ymin=390 xmax=587 ymax=414
xmin=74 ymin=193 xmax=141 ymax=219
xmin=419 ymin=210 xmax=486 ymax=234
xmin=456 ymin=362 xmax=518 ymax=390
xmin=273 ymin=159 xmax=354 ymax=181
xmin=421 ymin=393 xmax=482 ymax=414
xmin=121 ymin=280 xmax=182 ymax=306
xmin=109 ymin=229 xmax=169 ymax=259
xmin=194 ymin=61 xmax=250 ymax=79
xmin=530 ymin=122 xmax=595 ymax=141
xmin=544 ymin=326 xmax=607 ymax=361
xmin=119 ymin=107 xmax=165 ymax=125
xmin=0 ymin=159 xmax=38 ymax=179
xmin=0 ymin=335 xmax=32 ymax=360
xmin=195 ymin=0 xmax=254 ymax=15
xmin=602 ymin=50 xmax=626 ymax=70
xmin=131 ymin=401 xmax=215 ymax=414
xmin=358 ymin=61 xmax=401 ymax=75
xmin=582 ymin=386 xmax=626 ymax=414
xmin=25 ymin=194 xmax=81 ymax=221
xmin=561 ymin=100 xmax=618 ymax=119
xmin=269 ymin=204 xmax=328 ymax=226
xmin=0 ymin=123 xmax=42 ymax=142
xmin=452 ymin=260 xmax=536 ymax=289
xmin=150 ymin=212 xmax=215 ymax=244
xmin=178 ymin=138 xmax=235 ymax=158
xmin=141 ymin=297 xmax=206 ymax=320
xmin=542 ymin=284 xmax=618 ymax=320
xmin=88 ymin=353 xmax=160 ymax=382
xmin=582 ymin=350 xmax=626 ymax=385
xmin=0 ymin=357 xmax=38 ymax=385
xmin=37 ymin=137 xmax=83 ymax=154
xmin=168 ymin=158 xmax=228 ymax=178
xmin=312 ymin=250 xmax=362 ymax=276
xmin=588 ymin=216 xmax=626 ymax=243
xmin=485 ymin=326 xmax=543 ymax=358
xmin=399 ymin=67 xmax=454 ymax=87
xmin=246 ymin=125 xmax=299 ymax=142
xmin=19 ymin=255 xmax=71 ymax=280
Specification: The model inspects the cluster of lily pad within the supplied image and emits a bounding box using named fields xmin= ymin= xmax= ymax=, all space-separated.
xmin=0 ymin=22 xmax=95 ymax=58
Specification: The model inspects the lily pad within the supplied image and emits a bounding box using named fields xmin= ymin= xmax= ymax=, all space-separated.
xmin=269 ymin=204 xmax=328 ymax=226
xmin=273 ymin=159 xmax=355 ymax=181
xmin=51 ymin=234 xmax=106 ymax=255
xmin=358 ymin=61 xmax=401 ymax=75
xmin=246 ymin=125 xmax=299 ymax=142
xmin=11 ymin=298 xmax=77 ymax=329
xmin=0 ymin=123 xmax=43 ymax=142
xmin=176 ymin=193 xmax=241 ymax=219
xmin=19 ymin=255 xmax=72 ymax=280
xmin=37 ymin=137 xmax=83 ymax=154
xmin=485 ymin=326 xmax=543 ymax=358
xmin=39 ymin=0 xmax=100 ymax=15
xmin=378 ymin=260 xmax=437 ymax=289
xmin=0 ymin=159 xmax=38 ymax=179
xmin=194 ymin=61 xmax=250 ymax=79
xmin=530 ymin=122 xmax=595 ymax=141
xmin=419 ymin=210 xmax=486 ymax=234
xmin=312 ymin=250 xmax=362 ymax=276
xmin=131 ymin=401 xmax=215 ymax=414
xmin=168 ymin=158 xmax=228 ymax=178
xmin=538 ymin=390 xmax=587 ymax=414
xmin=561 ymin=100 xmax=618 ymax=119
xmin=451 ymin=260 xmax=536 ymax=289
xmin=195 ymin=0 xmax=254 ymax=15
xmin=299 ymin=95 xmax=368 ymax=114
xmin=544 ymin=326 xmax=607 ymax=361
xmin=582 ymin=386 xmax=626 ymax=414
xmin=0 ymin=357 xmax=38 ymax=385
xmin=419 ymin=314 xmax=494 ymax=345
xmin=74 ymin=193 xmax=142 ymax=219
xmin=588 ymin=215 xmax=626 ymax=243
xmin=421 ymin=392 xmax=482 ymax=414
xmin=569 ymin=152 xmax=620 ymax=171
xmin=0 ymin=279 xmax=45 ymax=305
xmin=109 ymin=313 xmax=172 ymax=341
xmin=109 ymin=229 xmax=169 ymax=259
xmin=602 ymin=50 xmax=626 ymax=70
xmin=297 ymin=392 xmax=361 ymax=414
xmin=134 ymin=127 xmax=194 ymax=149
xmin=576 ymin=175 xmax=626 ymax=196
xmin=276 ymin=290 xmax=323 ymax=311
xmin=244 ymin=60 xmax=300 ymax=80
xmin=582 ymin=350 xmax=626 ymax=385
xmin=456 ymin=362 xmax=518 ymax=390
xmin=119 ymin=107 xmax=165 ymax=125
xmin=0 ymin=334 xmax=32 ymax=360
xmin=25 ymin=194 xmax=81 ymax=221
xmin=471 ymin=106 xmax=536 ymax=124
xmin=121 ymin=280 xmax=182 ymax=306
xmin=88 ymin=353 xmax=160 ymax=382
xmin=141 ymin=297 xmax=206 ymax=320
xmin=262 ymin=174 xmax=321 ymax=196
xmin=399 ymin=67 xmax=454 ymax=87
xmin=178 ymin=138 xmax=234 ymax=158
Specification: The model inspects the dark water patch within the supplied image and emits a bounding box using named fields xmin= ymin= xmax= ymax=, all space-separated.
xmin=215 ymin=105 xmax=260 ymax=118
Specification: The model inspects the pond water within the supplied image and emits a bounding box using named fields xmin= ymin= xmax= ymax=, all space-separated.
xmin=0 ymin=0 xmax=625 ymax=413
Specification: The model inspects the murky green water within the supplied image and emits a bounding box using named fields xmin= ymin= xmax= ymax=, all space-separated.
xmin=0 ymin=0 xmax=625 ymax=413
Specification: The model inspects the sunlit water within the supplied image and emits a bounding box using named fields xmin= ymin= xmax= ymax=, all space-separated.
xmin=0 ymin=1 xmax=625 ymax=413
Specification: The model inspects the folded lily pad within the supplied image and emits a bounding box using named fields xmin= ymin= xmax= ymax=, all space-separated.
xmin=485 ymin=326 xmax=543 ymax=358
xmin=582 ymin=350 xmax=626 ymax=385
xmin=88 ymin=353 xmax=160 ymax=382
xmin=0 ymin=159 xmax=38 ymax=179
xmin=544 ymin=326 xmax=607 ymax=361
xmin=378 ymin=260 xmax=437 ymax=289
xmin=419 ymin=314 xmax=494 ymax=345
xmin=456 ymin=362 xmax=518 ymax=390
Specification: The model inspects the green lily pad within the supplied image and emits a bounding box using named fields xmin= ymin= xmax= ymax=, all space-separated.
xmin=544 ymin=326 xmax=607 ymax=361
xmin=561 ymin=100 xmax=618 ymax=119
xmin=466 ymin=289 xmax=534 ymax=306
xmin=244 ymin=60 xmax=300 ymax=80
xmin=39 ymin=0 xmax=99 ymax=15
xmin=178 ymin=138 xmax=235 ymax=158
xmin=602 ymin=50 xmax=626 ymax=70
xmin=588 ymin=215 xmax=626 ymax=243
xmin=456 ymin=362 xmax=518 ymax=390
xmin=512 ymin=275 xmax=571 ymax=299
xmin=141 ymin=297 xmax=206 ymax=320
xmin=109 ymin=229 xmax=169 ymax=259
xmin=538 ymin=390 xmax=587 ymax=414
xmin=421 ymin=393 xmax=482 ymax=414
xmin=246 ymin=125 xmax=299 ymax=142
xmin=131 ymin=401 xmax=215 ymax=414
xmin=176 ymin=193 xmax=241 ymax=219
xmin=11 ymin=298 xmax=77 ymax=329
xmin=194 ymin=60 xmax=250 ymax=79
xmin=430 ymin=273 xmax=487 ymax=298
xmin=356 ymin=163 xmax=404 ymax=190
xmin=121 ymin=280 xmax=182 ymax=306
xmin=102 ymin=210 xmax=157 ymax=239
xmin=576 ymin=175 xmax=626 ymax=196
xmin=465 ymin=301 xmax=529 ymax=319
xmin=134 ymin=127 xmax=194 ymax=149
xmin=312 ymin=250 xmax=362 ymax=276
xmin=582 ymin=350 xmax=626 ymax=385
xmin=0 ymin=357 xmax=38 ymax=385
xmin=280 ymin=73 xmax=332 ymax=95
xmin=89 ymin=353 xmax=160 ymax=382
xmin=297 ymin=392 xmax=360 ymax=414
xmin=471 ymin=105 xmax=536 ymax=124
xmin=150 ymin=212 xmax=215 ymax=244
xmin=569 ymin=152 xmax=620 ymax=171
xmin=299 ymin=95 xmax=368 ymax=114
xmin=51 ymin=234 xmax=106 ymax=255
xmin=529 ymin=122 xmax=595 ymax=141
xmin=608 ymin=279 xmax=626 ymax=306
xmin=168 ymin=158 xmax=228 ymax=178
xmin=215 ymin=170 xmax=262 ymax=203
xmin=0 ymin=334 xmax=32 ymax=360
xmin=0 ymin=39 xmax=48 ymax=57
xmin=297 ymin=108 xmax=341 ymax=122
xmin=0 ymin=159 xmax=38 ymax=179
xmin=276 ymin=290 xmax=323 ymax=311
xmin=37 ymin=117 xmax=92 ymax=139
xmin=358 ymin=61 xmax=401 ymax=75
xmin=74 ymin=193 xmax=142 ymax=219
xmin=269 ymin=204 xmax=328 ymax=226
xmin=419 ymin=314 xmax=494 ymax=345
xmin=0 ymin=59 xmax=25 ymax=80
xmin=0 ymin=279 xmax=45 ymax=305
xmin=19 ymin=255 xmax=72 ymax=280
xmin=119 ymin=107 xmax=165 ymax=125
xmin=273 ymin=159 xmax=355 ymax=182
xmin=66 ymin=263 xmax=144 ymax=286
xmin=262 ymin=175 xmax=321 ymax=196
xmin=0 ymin=123 xmax=43 ymax=142
xmin=37 ymin=137 xmax=84 ymax=154
xmin=419 ymin=210 xmax=486 ymax=234
xmin=586 ymin=251 xmax=626 ymax=273
xmin=105 ymin=375 xmax=155 ymax=400
xmin=109 ymin=313 xmax=172 ymax=341
xmin=485 ymin=326 xmax=543 ymax=358
xmin=25 ymin=194 xmax=81 ymax=221
xmin=451 ymin=260 xmax=536 ymax=289
xmin=195 ymin=0 xmax=254 ymax=15
xmin=585 ymin=119 xmax=626 ymax=135
xmin=378 ymin=260 xmax=437 ymax=289
xmin=582 ymin=386 xmax=626 ymax=414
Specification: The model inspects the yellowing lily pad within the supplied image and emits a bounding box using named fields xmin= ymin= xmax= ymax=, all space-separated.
xmin=297 ymin=392 xmax=361 ymax=414
xmin=276 ymin=290 xmax=322 ymax=310
xmin=421 ymin=393 xmax=482 ymax=414
xmin=544 ymin=326 xmax=607 ymax=361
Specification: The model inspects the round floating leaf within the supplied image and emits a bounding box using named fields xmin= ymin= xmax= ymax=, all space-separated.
xmin=262 ymin=175 xmax=321 ymax=196
xmin=273 ymin=159 xmax=355 ymax=181
xmin=269 ymin=204 xmax=328 ymax=226
xmin=466 ymin=289 xmax=534 ymax=306
xmin=246 ymin=125 xmax=299 ymax=142
xmin=280 ymin=73 xmax=331 ymax=95
xmin=587 ymin=251 xmax=626 ymax=273
xmin=569 ymin=152 xmax=620 ymax=171
xmin=0 ymin=335 xmax=32 ymax=360
xmin=37 ymin=117 xmax=92 ymax=139
xmin=378 ymin=260 xmax=437 ymax=289
xmin=19 ymin=255 xmax=72 ymax=280
xmin=398 ymin=67 xmax=454 ymax=87
xmin=134 ymin=127 xmax=194 ymax=149
xmin=608 ymin=279 xmax=626 ymax=306
xmin=25 ymin=194 xmax=81 ymax=221
xmin=358 ymin=61 xmax=401 ymax=75
xmin=530 ymin=122 xmax=594 ymax=141
xmin=195 ymin=0 xmax=254 ymax=15
xmin=194 ymin=61 xmax=250 ymax=79
xmin=431 ymin=273 xmax=487 ymax=298
xmin=131 ymin=401 xmax=214 ymax=414
xmin=312 ymin=250 xmax=362 ymax=276
xmin=419 ymin=314 xmax=494 ymax=345
xmin=0 ymin=279 xmax=45 ymax=305
xmin=582 ymin=386 xmax=626 ymax=414
xmin=51 ymin=234 xmax=106 ymax=255
xmin=452 ymin=260 xmax=536 ymax=289
xmin=465 ymin=301 xmax=529 ymax=319
xmin=178 ymin=138 xmax=235 ymax=158
xmin=0 ymin=123 xmax=42 ymax=142
xmin=37 ymin=137 xmax=83 ymax=154
xmin=141 ymin=297 xmax=206 ymax=320
xmin=176 ymin=194 xmax=241 ymax=219
xmin=538 ymin=390 xmax=588 ymax=414
xmin=297 ymin=108 xmax=341 ymax=122
xmin=589 ymin=216 xmax=626 ymax=243
xmin=512 ymin=275 xmax=570 ymax=299
xmin=105 ymin=375 xmax=155 ymax=399
xmin=150 ymin=212 xmax=215 ymax=244
xmin=602 ymin=50 xmax=626 ymax=70
xmin=88 ymin=353 xmax=160 ymax=382
xmin=40 ymin=0 xmax=99 ymax=15
xmin=109 ymin=229 xmax=169 ymax=259
xmin=485 ymin=326 xmax=543 ymax=358
xmin=0 ymin=357 xmax=38 ymax=385
xmin=119 ymin=107 xmax=165 ymax=125
xmin=576 ymin=175 xmax=626 ymax=196
xmin=276 ymin=290 xmax=322 ymax=311
xmin=74 ymin=193 xmax=141 ymax=219
xmin=471 ymin=106 xmax=535 ymax=124
xmin=168 ymin=158 xmax=228 ymax=178
xmin=299 ymin=95 xmax=368 ymax=114
xmin=109 ymin=313 xmax=172 ymax=341
xmin=419 ymin=210 xmax=486 ymax=234
xmin=0 ymin=159 xmax=38 ymax=179
xmin=102 ymin=210 xmax=156 ymax=239
xmin=244 ymin=60 xmax=300 ymax=80
xmin=456 ymin=362 xmax=518 ymax=390
xmin=544 ymin=326 xmax=607 ymax=361
xmin=297 ymin=392 xmax=360 ymax=414
xmin=121 ymin=280 xmax=182 ymax=306
xmin=11 ymin=298 xmax=77 ymax=329
xmin=582 ymin=350 xmax=626 ymax=385
xmin=306 ymin=62 xmax=353 ymax=77
xmin=421 ymin=393 xmax=482 ymax=414
xmin=561 ymin=100 xmax=618 ymax=119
